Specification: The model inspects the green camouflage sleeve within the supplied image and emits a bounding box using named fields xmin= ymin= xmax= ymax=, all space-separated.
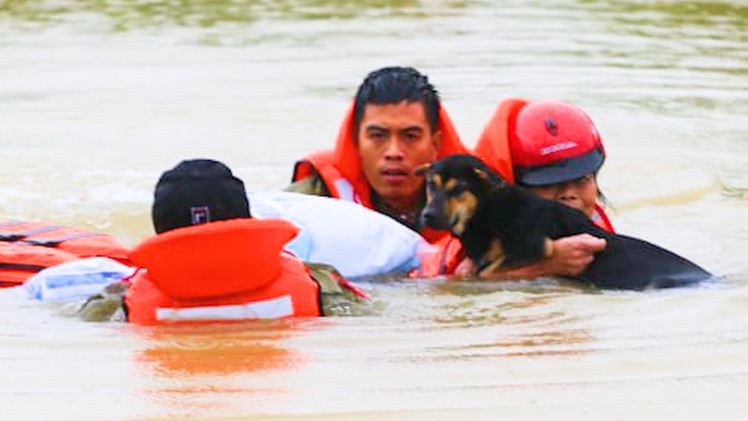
xmin=305 ymin=262 xmax=374 ymax=317
xmin=284 ymin=173 xmax=331 ymax=197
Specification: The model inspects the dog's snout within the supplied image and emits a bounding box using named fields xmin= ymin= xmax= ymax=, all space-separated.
xmin=421 ymin=209 xmax=439 ymax=228
xmin=420 ymin=205 xmax=450 ymax=231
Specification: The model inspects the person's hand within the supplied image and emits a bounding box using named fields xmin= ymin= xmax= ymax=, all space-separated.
xmin=475 ymin=233 xmax=606 ymax=279
xmin=544 ymin=233 xmax=606 ymax=276
xmin=454 ymin=257 xmax=477 ymax=277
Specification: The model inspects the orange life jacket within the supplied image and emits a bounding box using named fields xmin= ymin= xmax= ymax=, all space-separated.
xmin=125 ymin=218 xmax=322 ymax=325
xmin=473 ymin=98 xmax=615 ymax=233
xmin=291 ymin=101 xmax=470 ymax=275
xmin=0 ymin=220 xmax=130 ymax=287
xmin=473 ymin=98 xmax=528 ymax=183
xmin=408 ymin=235 xmax=463 ymax=279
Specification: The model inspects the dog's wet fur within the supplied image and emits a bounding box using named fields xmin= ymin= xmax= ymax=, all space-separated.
xmin=416 ymin=154 xmax=712 ymax=290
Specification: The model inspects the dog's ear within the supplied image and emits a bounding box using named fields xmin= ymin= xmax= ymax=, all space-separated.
xmin=414 ymin=163 xmax=432 ymax=176
xmin=474 ymin=168 xmax=489 ymax=181
xmin=474 ymin=166 xmax=507 ymax=190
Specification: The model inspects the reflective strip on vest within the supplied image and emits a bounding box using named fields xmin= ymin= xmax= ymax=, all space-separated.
xmin=334 ymin=179 xmax=355 ymax=203
xmin=155 ymin=295 xmax=294 ymax=321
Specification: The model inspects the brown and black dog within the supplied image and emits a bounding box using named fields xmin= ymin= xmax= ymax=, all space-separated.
xmin=416 ymin=154 xmax=712 ymax=290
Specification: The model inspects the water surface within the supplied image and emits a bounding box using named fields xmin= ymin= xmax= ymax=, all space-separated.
xmin=1 ymin=1 xmax=747 ymax=419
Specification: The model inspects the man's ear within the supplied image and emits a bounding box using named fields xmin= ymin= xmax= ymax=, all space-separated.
xmin=414 ymin=163 xmax=432 ymax=176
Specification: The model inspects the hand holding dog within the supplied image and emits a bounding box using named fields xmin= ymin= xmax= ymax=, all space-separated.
xmin=541 ymin=234 xmax=607 ymax=276
xmin=454 ymin=234 xmax=607 ymax=279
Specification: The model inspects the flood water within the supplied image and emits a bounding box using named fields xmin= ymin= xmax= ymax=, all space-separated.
xmin=1 ymin=0 xmax=748 ymax=420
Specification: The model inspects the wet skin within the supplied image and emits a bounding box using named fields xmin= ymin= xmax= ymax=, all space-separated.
xmin=527 ymin=174 xmax=598 ymax=218
xmin=356 ymin=101 xmax=442 ymax=213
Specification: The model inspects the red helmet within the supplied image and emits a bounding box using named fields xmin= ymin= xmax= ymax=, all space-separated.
xmin=510 ymin=100 xmax=605 ymax=186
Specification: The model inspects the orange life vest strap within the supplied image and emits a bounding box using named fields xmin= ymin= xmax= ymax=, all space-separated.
xmin=592 ymin=203 xmax=615 ymax=233
xmin=0 ymin=263 xmax=47 ymax=272
xmin=0 ymin=242 xmax=80 ymax=286
xmin=19 ymin=231 xmax=100 ymax=247
xmin=0 ymin=225 xmax=60 ymax=242
xmin=0 ymin=220 xmax=129 ymax=261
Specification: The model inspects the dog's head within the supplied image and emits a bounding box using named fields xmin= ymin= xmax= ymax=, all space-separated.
xmin=415 ymin=154 xmax=506 ymax=236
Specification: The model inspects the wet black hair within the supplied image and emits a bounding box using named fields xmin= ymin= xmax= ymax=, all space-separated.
xmin=353 ymin=66 xmax=441 ymax=135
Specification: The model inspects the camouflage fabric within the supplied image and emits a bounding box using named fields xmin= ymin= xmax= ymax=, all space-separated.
xmin=284 ymin=174 xmax=331 ymax=197
xmin=305 ymin=262 xmax=371 ymax=316
xmin=75 ymin=282 xmax=128 ymax=322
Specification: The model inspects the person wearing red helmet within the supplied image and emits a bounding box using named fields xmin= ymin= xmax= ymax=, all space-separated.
xmin=468 ymin=98 xmax=612 ymax=278
xmin=510 ymin=99 xmax=614 ymax=232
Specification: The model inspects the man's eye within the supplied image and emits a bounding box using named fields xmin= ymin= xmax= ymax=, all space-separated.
xmin=405 ymin=133 xmax=420 ymax=143
xmin=369 ymin=132 xmax=387 ymax=142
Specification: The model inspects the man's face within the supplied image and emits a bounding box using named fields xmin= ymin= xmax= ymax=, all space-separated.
xmin=356 ymin=101 xmax=442 ymax=212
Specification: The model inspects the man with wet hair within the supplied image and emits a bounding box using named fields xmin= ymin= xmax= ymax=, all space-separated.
xmin=289 ymin=66 xmax=467 ymax=234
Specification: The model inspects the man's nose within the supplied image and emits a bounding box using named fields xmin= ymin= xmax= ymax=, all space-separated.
xmin=384 ymin=138 xmax=405 ymax=159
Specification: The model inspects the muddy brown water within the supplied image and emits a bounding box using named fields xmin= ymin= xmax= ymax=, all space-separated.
xmin=1 ymin=1 xmax=747 ymax=420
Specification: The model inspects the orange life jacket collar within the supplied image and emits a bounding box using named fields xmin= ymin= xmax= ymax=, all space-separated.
xmin=473 ymin=98 xmax=530 ymax=183
xmin=129 ymin=218 xmax=300 ymax=299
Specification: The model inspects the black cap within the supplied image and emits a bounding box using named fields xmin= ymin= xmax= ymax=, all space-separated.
xmin=152 ymin=159 xmax=250 ymax=234
xmin=514 ymin=147 xmax=605 ymax=186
